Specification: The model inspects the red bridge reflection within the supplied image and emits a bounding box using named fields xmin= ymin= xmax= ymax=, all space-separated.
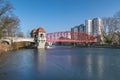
xmin=46 ymin=31 xmax=96 ymax=42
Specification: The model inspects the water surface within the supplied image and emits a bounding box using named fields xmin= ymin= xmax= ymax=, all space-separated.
xmin=0 ymin=48 xmax=120 ymax=80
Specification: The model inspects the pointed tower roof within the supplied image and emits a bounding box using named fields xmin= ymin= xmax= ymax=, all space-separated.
xmin=37 ymin=27 xmax=45 ymax=33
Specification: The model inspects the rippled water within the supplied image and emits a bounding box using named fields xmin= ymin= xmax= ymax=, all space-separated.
xmin=0 ymin=47 xmax=120 ymax=80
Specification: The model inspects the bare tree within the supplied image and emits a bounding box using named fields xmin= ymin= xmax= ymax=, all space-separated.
xmin=0 ymin=0 xmax=13 ymax=38
xmin=113 ymin=10 xmax=120 ymax=45
xmin=0 ymin=15 xmax=20 ymax=37
xmin=0 ymin=0 xmax=23 ymax=39
xmin=102 ymin=17 xmax=118 ymax=44
xmin=16 ymin=31 xmax=24 ymax=37
xmin=0 ymin=0 xmax=12 ymax=17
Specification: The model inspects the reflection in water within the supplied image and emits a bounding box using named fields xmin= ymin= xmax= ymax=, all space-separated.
xmin=86 ymin=54 xmax=93 ymax=77
xmin=86 ymin=53 xmax=104 ymax=78
xmin=66 ymin=55 xmax=72 ymax=67
xmin=97 ymin=55 xmax=104 ymax=78
xmin=37 ymin=50 xmax=46 ymax=72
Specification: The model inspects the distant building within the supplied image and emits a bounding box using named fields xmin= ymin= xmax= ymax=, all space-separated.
xmin=92 ymin=18 xmax=104 ymax=42
xmin=78 ymin=24 xmax=86 ymax=33
xmin=71 ymin=24 xmax=86 ymax=39
xmin=71 ymin=28 xmax=74 ymax=39
xmin=92 ymin=18 xmax=104 ymax=36
xmin=86 ymin=18 xmax=104 ymax=36
xmin=71 ymin=26 xmax=78 ymax=39
xmin=85 ymin=19 xmax=92 ymax=35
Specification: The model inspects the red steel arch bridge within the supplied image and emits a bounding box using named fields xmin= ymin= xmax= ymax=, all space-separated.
xmin=46 ymin=31 xmax=97 ymax=43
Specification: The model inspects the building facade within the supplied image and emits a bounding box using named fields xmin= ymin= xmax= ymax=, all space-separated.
xmin=86 ymin=18 xmax=104 ymax=36
xmin=71 ymin=24 xmax=86 ymax=40
xmin=92 ymin=18 xmax=104 ymax=36
xmin=31 ymin=27 xmax=46 ymax=49
xmin=85 ymin=19 xmax=92 ymax=35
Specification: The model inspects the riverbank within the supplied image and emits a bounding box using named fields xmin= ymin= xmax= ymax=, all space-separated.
xmin=0 ymin=43 xmax=11 ymax=56
xmin=0 ymin=42 xmax=31 ymax=57
xmin=74 ymin=44 xmax=120 ymax=49
xmin=0 ymin=43 xmax=120 ymax=57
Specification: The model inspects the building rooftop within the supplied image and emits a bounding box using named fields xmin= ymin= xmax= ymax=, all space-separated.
xmin=37 ymin=27 xmax=45 ymax=33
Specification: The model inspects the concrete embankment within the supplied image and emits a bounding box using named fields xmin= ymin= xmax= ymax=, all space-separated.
xmin=11 ymin=42 xmax=31 ymax=50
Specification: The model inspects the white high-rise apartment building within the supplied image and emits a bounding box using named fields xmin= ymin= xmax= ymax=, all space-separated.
xmin=85 ymin=18 xmax=104 ymax=42
xmin=92 ymin=18 xmax=104 ymax=35
xmin=86 ymin=18 xmax=104 ymax=36
xmin=85 ymin=19 xmax=92 ymax=35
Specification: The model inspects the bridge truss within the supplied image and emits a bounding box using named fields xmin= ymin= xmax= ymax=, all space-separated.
xmin=46 ymin=31 xmax=97 ymax=43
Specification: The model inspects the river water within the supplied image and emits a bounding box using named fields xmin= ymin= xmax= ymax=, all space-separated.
xmin=0 ymin=47 xmax=120 ymax=80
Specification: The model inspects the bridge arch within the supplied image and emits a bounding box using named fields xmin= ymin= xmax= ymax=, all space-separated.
xmin=1 ymin=41 xmax=10 ymax=45
xmin=0 ymin=39 xmax=11 ymax=45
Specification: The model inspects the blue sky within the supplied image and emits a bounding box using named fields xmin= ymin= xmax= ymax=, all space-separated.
xmin=9 ymin=0 xmax=120 ymax=36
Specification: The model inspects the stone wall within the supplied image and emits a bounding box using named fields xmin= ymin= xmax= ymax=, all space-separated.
xmin=11 ymin=42 xmax=31 ymax=50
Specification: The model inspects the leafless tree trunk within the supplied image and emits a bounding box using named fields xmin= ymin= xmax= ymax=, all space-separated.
xmin=0 ymin=0 xmax=13 ymax=38
xmin=0 ymin=16 xmax=20 ymax=37
xmin=0 ymin=0 xmax=21 ymax=38
xmin=114 ymin=32 xmax=120 ymax=45
xmin=102 ymin=17 xmax=117 ymax=44
xmin=112 ymin=10 xmax=120 ymax=45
